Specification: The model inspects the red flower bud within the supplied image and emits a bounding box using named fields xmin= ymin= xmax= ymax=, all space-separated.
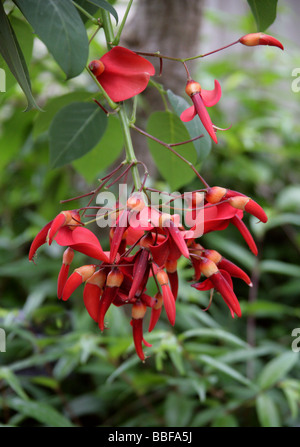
xmin=88 ymin=60 xmax=105 ymax=76
xmin=205 ymin=186 xmax=227 ymax=204
xmin=239 ymin=33 xmax=284 ymax=50
xmin=228 ymin=196 xmax=268 ymax=223
xmin=185 ymin=80 xmax=201 ymax=97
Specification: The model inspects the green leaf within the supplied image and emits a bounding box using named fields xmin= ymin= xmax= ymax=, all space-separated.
xmin=260 ymin=260 xmax=300 ymax=277
xmin=0 ymin=108 xmax=37 ymax=170
xmin=72 ymin=116 xmax=123 ymax=182
xmin=49 ymin=102 xmax=108 ymax=168
xmin=257 ymin=351 xmax=298 ymax=390
xmin=0 ymin=368 xmax=28 ymax=401
xmin=164 ymin=393 xmax=195 ymax=427
xmin=0 ymin=16 xmax=34 ymax=92
xmin=279 ymin=380 xmax=300 ymax=420
xmin=0 ymin=2 xmax=39 ymax=110
xmin=7 ymin=397 xmax=74 ymax=427
xmin=86 ymin=0 xmax=118 ymax=24
xmin=167 ymin=89 xmax=212 ymax=164
xmin=275 ymin=185 xmax=300 ymax=212
xmin=33 ymin=91 xmax=93 ymax=138
xmin=73 ymin=0 xmax=99 ymax=23
xmin=256 ymin=393 xmax=281 ymax=427
xmin=179 ymin=328 xmax=249 ymax=348
xmin=247 ymin=0 xmax=278 ymax=31
xmin=146 ymin=111 xmax=197 ymax=190
xmin=13 ymin=0 xmax=89 ymax=79
xmin=199 ymin=354 xmax=255 ymax=388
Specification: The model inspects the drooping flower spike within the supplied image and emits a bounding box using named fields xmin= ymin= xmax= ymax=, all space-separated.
xmin=180 ymin=79 xmax=222 ymax=144
xmin=89 ymin=46 xmax=155 ymax=103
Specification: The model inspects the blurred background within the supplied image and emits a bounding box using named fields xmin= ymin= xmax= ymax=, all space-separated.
xmin=0 ymin=0 xmax=299 ymax=427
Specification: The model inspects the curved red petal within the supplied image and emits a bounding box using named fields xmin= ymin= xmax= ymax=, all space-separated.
xmin=148 ymin=307 xmax=162 ymax=332
xmin=180 ymin=105 xmax=197 ymax=122
xmin=192 ymin=278 xmax=214 ymax=291
xmin=192 ymin=94 xmax=218 ymax=143
xmin=201 ymin=80 xmax=222 ymax=107
xmin=149 ymin=235 xmax=170 ymax=267
xmin=57 ymin=263 xmax=70 ymax=299
xmin=210 ymin=272 xmax=241 ymax=318
xmin=28 ymin=220 xmax=53 ymax=261
xmin=98 ymin=287 xmax=118 ymax=331
xmin=161 ymin=284 xmax=176 ymax=326
xmin=62 ymin=271 xmax=83 ymax=301
xmin=231 ymin=215 xmax=258 ymax=256
xmin=48 ymin=213 xmax=67 ymax=245
xmin=167 ymin=270 xmax=178 ymax=300
xmin=98 ymin=71 xmax=152 ymax=102
xmin=110 ymin=210 xmax=130 ymax=262
xmin=55 ymin=227 xmax=109 ymax=262
xmin=168 ymin=221 xmax=190 ymax=259
xmin=100 ymin=46 xmax=155 ymax=75
xmin=131 ymin=318 xmax=145 ymax=361
xmin=218 ymin=258 xmax=252 ymax=286
xmin=83 ymin=283 xmax=102 ymax=322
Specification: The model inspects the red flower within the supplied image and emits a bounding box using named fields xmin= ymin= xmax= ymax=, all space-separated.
xmin=88 ymin=46 xmax=155 ymax=102
xmin=191 ymin=257 xmax=242 ymax=318
xmin=29 ymin=210 xmax=81 ymax=262
xmin=180 ymin=79 xmax=222 ymax=144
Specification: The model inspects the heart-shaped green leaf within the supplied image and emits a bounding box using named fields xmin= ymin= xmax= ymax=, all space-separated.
xmin=49 ymin=102 xmax=108 ymax=168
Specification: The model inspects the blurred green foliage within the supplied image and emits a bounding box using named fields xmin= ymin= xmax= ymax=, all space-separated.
xmin=0 ymin=0 xmax=300 ymax=428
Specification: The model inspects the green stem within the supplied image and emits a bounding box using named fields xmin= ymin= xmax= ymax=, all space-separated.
xmin=101 ymin=5 xmax=142 ymax=191
xmin=118 ymin=107 xmax=141 ymax=190
xmin=112 ymin=0 xmax=134 ymax=45
xmin=101 ymin=9 xmax=115 ymax=49
xmin=72 ymin=1 xmax=98 ymax=24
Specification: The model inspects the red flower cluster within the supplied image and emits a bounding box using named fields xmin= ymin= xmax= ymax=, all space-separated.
xmin=29 ymin=187 xmax=268 ymax=361
xmin=29 ymin=37 xmax=283 ymax=360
